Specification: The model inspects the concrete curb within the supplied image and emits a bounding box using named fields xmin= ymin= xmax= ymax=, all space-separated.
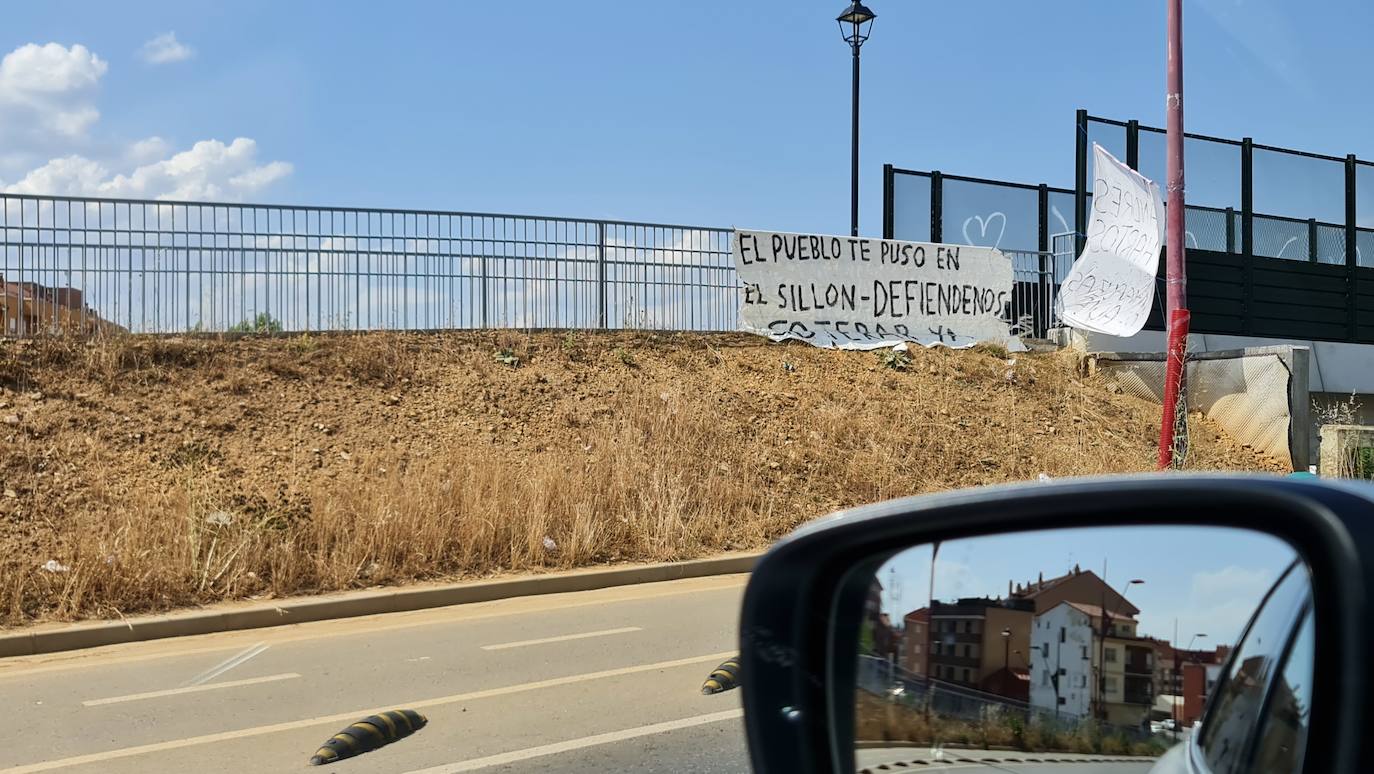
xmin=0 ymin=553 xmax=760 ymax=659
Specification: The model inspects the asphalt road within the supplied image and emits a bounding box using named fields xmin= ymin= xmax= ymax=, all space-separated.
xmin=0 ymin=575 xmax=749 ymax=773
xmin=0 ymin=574 xmax=1165 ymax=773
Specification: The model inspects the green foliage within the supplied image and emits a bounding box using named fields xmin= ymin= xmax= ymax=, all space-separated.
xmin=1008 ymin=714 xmax=1026 ymax=750
xmin=1354 ymin=446 xmax=1374 ymax=479
xmin=615 ymin=348 xmax=637 ymax=368
xmin=227 ymin=313 xmax=283 ymax=334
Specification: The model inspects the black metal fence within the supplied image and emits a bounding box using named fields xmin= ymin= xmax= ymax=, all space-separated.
xmin=2 ymin=192 xmax=1059 ymax=340
xmin=1 ymin=193 xmax=738 ymax=336
xmin=884 ymin=109 xmax=1374 ymax=345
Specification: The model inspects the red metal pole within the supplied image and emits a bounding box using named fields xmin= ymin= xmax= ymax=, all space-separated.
xmin=1158 ymin=310 xmax=1190 ymax=468
xmin=1159 ymin=0 xmax=1189 ymax=468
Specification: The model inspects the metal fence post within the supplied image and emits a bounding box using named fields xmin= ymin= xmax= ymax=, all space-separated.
xmin=1126 ymin=120 xmax=1140 ymax=170
xmin=930 ymin=171 xmax=943 ymax=244
xmin=1074 ymin=110 xmax=1089 ymax=256
xmin=1241 ymin=137 xmax=1254 ymax=334
xmin=597 ymin=222 xmax=607 ymax=329
xmin=1225 ymin=207 xmax=1236 ymax=254
xmin=1308 ymin=219 xmax=1319 ymax=263
xmin=1037 ymin=184 xmax=1051 ymax=338
xmin=882 ymin=164 xmax=895 ymax=240
xmin=1347 ymin=153 xmax=1358 ymax=340
xmin=480 ymin=232 xmax=488 ymax=329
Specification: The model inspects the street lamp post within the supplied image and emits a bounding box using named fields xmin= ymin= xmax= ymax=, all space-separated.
xmin=836 ymin=2 xmax=876 ymax=237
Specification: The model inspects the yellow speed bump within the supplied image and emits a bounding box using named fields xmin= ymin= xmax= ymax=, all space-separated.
xmin=700 ymin=657 xmax=741 ymax=695
xmin=308 ymin=709 xmax=427 ymax=765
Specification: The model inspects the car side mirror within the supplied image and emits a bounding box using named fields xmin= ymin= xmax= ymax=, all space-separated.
xmin=736 ymin=475 xmax=1368 ymax=774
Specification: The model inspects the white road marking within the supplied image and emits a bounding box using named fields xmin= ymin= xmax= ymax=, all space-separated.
xmin=182 ymin=642 xmax=268 ymax=686
xmin=82 ymin=673 xmax=300 ymax=707
xmin=1 ymin=650 xmax=735 ymax=773
xmin=401 ymin=709 xmax=744 ymax=773
xmin=480 ymin=626 xmax=642 ymax=651
xmin=0 ymin=575 xmax=746 ymax=680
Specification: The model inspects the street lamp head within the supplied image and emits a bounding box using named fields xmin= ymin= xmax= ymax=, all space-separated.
xmin=1001 ymin=627 xmax=1011 ymax=638
xmin=836 ymin=2 xmax=876 ymax=47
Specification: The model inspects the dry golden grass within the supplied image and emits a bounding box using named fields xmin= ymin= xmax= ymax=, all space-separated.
xmin=0 ymin=331 xmax=1283 ymax=627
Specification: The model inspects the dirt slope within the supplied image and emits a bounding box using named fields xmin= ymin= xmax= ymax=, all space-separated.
xmin=0 ymin=331 xmax=1282 ymax=626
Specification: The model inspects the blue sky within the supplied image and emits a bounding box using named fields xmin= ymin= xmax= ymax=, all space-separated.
xmin=3 ymin=0 xmax=1373 ymax=235
xmin=877 ymin=525 xmax=1297 ymax=649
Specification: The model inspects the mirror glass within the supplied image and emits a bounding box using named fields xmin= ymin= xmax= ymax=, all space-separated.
xmin=850 ymin=526 xmax=1311 ymax=773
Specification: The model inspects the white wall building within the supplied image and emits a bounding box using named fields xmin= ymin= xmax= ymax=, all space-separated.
xmin=1029 ymin=602 xmax=1095 ymax=719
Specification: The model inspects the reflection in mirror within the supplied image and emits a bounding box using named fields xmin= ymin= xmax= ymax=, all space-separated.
xmin=850 ymin=526 xmax=1307 ymax=773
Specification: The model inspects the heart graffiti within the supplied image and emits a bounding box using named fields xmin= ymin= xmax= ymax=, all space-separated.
xmin=962 ymin=212 xmax=1007 ymax=250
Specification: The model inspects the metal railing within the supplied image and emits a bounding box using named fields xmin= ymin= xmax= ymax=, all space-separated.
xmin=1 ymin=193 xmax=738 ymax=336
xmin=2 ymin=192 xmax=1059 ymax=340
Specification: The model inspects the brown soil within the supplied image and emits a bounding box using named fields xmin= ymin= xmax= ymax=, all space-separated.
xmin=0 ymin=331 xmax=1283 ymax=626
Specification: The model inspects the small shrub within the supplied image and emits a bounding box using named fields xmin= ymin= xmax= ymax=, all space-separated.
xmin=287 ymin=335 xmax=320 ymax=354
xmin=974 ymin=342 xmax=1010 ymax=360
xmin=615 ymin=348 xmax=637 ymax=368
xmin=877 ymin=349 xmax=911 ymax=371
xmin=493 ymin=348 xmax=521 ymax=367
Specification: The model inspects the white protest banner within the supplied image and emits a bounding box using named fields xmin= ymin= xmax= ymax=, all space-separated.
xmin=733 ymin=229 xmax=1022 ymax=350
xmin=1058 ymin=144 xmax=1166 ymax=336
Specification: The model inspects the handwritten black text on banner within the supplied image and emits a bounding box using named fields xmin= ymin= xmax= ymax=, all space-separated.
xmin=733 ymin=229 xmax=1021 ymax=350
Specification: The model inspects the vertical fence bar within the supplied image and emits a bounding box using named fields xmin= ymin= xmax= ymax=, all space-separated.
xmin=1037 ymin=184 xmax=1051 ymax=339
xmin=1347 ymin=153 xmax=1358 ymax=340
xmin=597 ymin=221 xmax=607 ymax=329
xmin=1075 ymin=109 xmax=1089 ymax=256
xmin=1225 ymin=207 xmax=1235 ymax=253
xmin=1126 ymin=120 xmax=1140 ymax=170
xmin=930 ymin=171 xmax=943 ymax=244
xmin=480 ymin=216 xmax=489 ymax=329
xmin=882 ymin=163 xmax=895 ymax=239
xmin=1241 ymin=137 xmax=1254 ymax=335
xmin=1307 ymin=219 xmax=1318 ymax=263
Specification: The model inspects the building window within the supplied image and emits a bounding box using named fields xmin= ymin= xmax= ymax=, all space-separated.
xmin=961 ymin=668 xmax=971 ymax=683
xmin=1042 ymin=643 xmax=1049 ymax=658
xmin=1082 ymin=645 xmax=1089 ymax=659
xmin=971 ymin=620 xmax=982 ymax=634
xmin=915 ymin=644 xmax=922 ymax=654
xmin=1105 ymin=677 xmax=1118 ymax=692
xmin=1042 ymin=670 xmax=1050 ymax=686
xmin=1079 ymin=675 xmax=1087 ymax=688
xmin=1105 ymin=648 xmax=1117 ymax=663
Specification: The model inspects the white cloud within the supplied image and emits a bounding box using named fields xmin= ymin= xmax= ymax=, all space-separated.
xmin=126 ymin=136 xmax=171 ymax=165
xmin=0 ymin=43 xmax=107 ymax=150
xmin=0 ymin=41 xmax=290 ymax=201
xmin=139 ymin=32 xmax=194 ymax=65
xmin=5 ymin=138 xmax=293 ymax=200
